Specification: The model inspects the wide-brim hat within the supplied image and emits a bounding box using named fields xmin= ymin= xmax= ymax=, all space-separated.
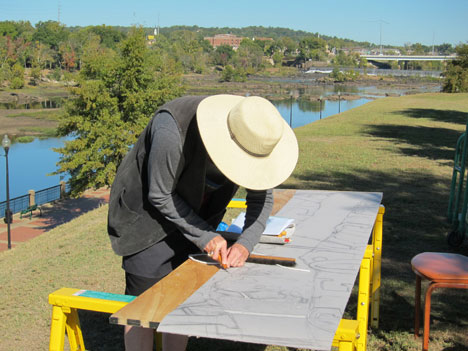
xmin=197 ymin=94 xmax=299 ymax=190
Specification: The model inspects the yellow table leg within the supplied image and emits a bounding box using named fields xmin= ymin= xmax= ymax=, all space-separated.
xmin=356 ymin=251 xmax=372 ymax=351
xmin=370 ymin=205 xmax=384 ymax=329
xmin=338 ymin=340 xmax=354 ymax=351
xmin=49 ymin=306 xmax=66 ymax=351
xmin=65 ymin=308 xmax=85 ymax=351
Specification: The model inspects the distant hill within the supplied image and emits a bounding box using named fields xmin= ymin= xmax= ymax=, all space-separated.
xmin=147 ymin=25 xmax=377 ymax=48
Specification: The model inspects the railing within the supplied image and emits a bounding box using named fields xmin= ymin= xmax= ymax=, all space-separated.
xmin=36 ymin=185 xmax=62 ymax=206
xmin=303 ymin=66 xmax=443 ymax=78
xmin=0 ymin=182 xmax=69 ymax=218
xmin=0 ymin=194 xmax=29 ymax=217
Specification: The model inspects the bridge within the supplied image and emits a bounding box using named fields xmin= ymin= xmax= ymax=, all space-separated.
xmin=360 ymin=54 xmax=457 ymax=62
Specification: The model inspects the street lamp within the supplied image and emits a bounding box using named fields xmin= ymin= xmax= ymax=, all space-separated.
xmin=2 ymin=134 xmax=11 ymax=249
xmin=338 ymin=91 xmax=341 ymax=113
xmin=319 ymin=95 xmax=323 ymax=119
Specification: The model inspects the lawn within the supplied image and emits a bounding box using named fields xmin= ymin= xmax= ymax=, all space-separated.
xmin=1 ymin=92 xmax=468 ymax=351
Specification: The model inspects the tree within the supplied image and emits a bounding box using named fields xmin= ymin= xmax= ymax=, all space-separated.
xmin=275 ymin=36 xmax=297 ymax=56
xmin=442 ymin=44 xmax=468 ymax=93
xmin=332 ymin=51 xmax=359 ymax=67
xmin=87 ymin=25 xmax=126 ymax=49
xmin=33 ymin=21 xmax=68 ymax=50
xmin=212 ymin=45 xmax=234 ymax=66
xmin=9 ymin=62 xmax=24 ymax=88
xmin=0 ymin=21 xmax=33 ymax=40
xmin=410 ymin=43 xmax=429 ymax=55
xmin=30 ymin=42 xmax=55 ymax=69
xmin=168 ymin=30 xmax=208 ymax=73
xmin=233 ymin=38 xmax=264 ymax=73
xmin=54 ymin=28 xmax=184 ymax=195
xmin=436 ymin=43 xmax=454 ymax=55
xmin=298 ymin=36 xmax=327 ymax=62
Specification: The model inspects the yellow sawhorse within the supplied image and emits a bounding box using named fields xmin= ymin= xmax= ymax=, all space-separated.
xmin=332 ymin=205 xmax=385 ymax=351
xmin=49 ymin=205 xmax=384 ymax=351
xmin=48 ymin=288 xmax=138 ymax=351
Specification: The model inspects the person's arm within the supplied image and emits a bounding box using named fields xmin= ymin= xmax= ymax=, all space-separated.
xmin=146 ymin=112 xmax=220 ymax=252
xmin=226 ymin=189 xmax=273 ymax=267
xmin=237 ymin=189 xmax=273 ymax=252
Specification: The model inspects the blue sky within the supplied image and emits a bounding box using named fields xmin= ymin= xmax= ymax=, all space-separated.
xmin=1 ymin=0 xmax=466 ymax=47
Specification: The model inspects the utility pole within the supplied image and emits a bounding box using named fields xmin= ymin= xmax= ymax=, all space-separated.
xmin=432 ymin=32 xmax=435 ymax=55
xmin=57 ymin=0 xmax=61 ymax=24
xmin=378 ymin=19 xmax=389 ymax=55
xmin=368 ymin=19 xmax=389 ymax=55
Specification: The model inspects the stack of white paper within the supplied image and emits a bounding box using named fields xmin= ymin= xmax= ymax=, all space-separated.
xmin=227 ymin=212 xmax=295 ymax=244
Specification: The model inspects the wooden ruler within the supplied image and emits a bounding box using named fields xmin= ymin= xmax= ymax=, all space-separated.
xmin=110 ymin=259 xmax=219 ymax=328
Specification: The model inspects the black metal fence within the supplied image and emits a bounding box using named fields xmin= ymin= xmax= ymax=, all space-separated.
xmin=0 ymin=194 xmax=29 ymax=217
xmin=36 ymin=185 xmax=62 ymax=206
xmin=0 ymin=183 xmax=69 ymax=218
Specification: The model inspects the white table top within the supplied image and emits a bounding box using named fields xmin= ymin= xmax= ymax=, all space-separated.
xmin=158 ymin=190 xmax=383 ymax=350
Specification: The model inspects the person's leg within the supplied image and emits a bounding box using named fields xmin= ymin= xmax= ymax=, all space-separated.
xmin=163 ymin=333 xmax=189 ymax=351
xmin=124 ymin=325 xmax=154 ymax=351
xmin=124 ymin=272 xmax=160 ymax=351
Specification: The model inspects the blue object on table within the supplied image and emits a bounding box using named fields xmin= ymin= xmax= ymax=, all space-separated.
xmin=216 ymin=221 xmax=228 ymax=231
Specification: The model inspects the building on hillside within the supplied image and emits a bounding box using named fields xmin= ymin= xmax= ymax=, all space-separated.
xmin=204 ymin=34 xmax=243 ymax=49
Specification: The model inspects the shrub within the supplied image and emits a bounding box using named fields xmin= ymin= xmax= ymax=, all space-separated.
xmin=10 ymin=77 xmax=24 ymax=89
xmin=9 ymin=63 xmax=24 ymax=88
xmin=30 ymin=66 xmax=41 ymax=86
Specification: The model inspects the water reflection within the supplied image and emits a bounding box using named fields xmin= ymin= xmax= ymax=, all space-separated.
xmin=272 ymin=97 xmax=372 ymax=128
xmin=0 ymin=98 xmax=64 ymax=110
xmin=0 ymin=93 xmax=373 ymax=201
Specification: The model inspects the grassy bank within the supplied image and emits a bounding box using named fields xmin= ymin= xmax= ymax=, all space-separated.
xmin=1 ymin=92 xmax=468 ymax=350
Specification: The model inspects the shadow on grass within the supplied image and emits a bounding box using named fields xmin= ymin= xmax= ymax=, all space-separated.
xmin=79 ymin=310 xmax=124 ymax=351
xmin=79 ymin=309 xmax=270 ymax=351
xmin=37 ymin=197 xmax=106 ymax=231
xmin=188 ymin=338 xmax=268 ymax=351
xmin=364 ymin=124 xmax=461 ymax=162
xmin=394 ymin=108 xmax=468 ymax=125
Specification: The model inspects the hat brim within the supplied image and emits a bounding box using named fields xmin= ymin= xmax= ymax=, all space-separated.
xmin=197 ymin=95 xmax=299 ymax=190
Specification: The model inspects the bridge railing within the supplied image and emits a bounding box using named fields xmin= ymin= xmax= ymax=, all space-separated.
xmin=304 ymin=66 xmax=442 ymax=78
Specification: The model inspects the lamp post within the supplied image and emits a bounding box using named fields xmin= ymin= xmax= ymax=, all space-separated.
xmin=319 ymin=95 xmax=323 ymax=119
xmin=338 ymin=91 xmax=341 ymax=113
xmin=2 ymin=134 xmax=11 ymax=249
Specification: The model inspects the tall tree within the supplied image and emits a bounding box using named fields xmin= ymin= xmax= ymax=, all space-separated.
xmin=32 ymin=21 xmax=68 ymax=51
xmin=54 ymin=27 xmax=184 ymax=195
xmin=298 ymin=36 xmax=327 ymax=62
xmin=442 ymin=44 xmax=468 ymax=93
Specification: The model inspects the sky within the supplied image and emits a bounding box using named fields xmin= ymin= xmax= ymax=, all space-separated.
xmin=0 ymin=0 xmax=467 ymax=47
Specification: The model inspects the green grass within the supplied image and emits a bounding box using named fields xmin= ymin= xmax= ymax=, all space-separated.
xmin=7 ymin=109 xmax=63 ymax=120
xmin=2 ymin=92 xmax=468 ymax=351
xmin=17 ymin=126 xmax=58 ymax=138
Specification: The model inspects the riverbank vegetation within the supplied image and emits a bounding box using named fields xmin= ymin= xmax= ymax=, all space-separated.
xmin=0 ymin=20 xmax=458 ymax=92
xmin=1 ymin=92 xmax=468 ymax=350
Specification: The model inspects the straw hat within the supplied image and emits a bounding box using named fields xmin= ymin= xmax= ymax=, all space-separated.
xmin=197 ymin=94 xmax=298 ymax=190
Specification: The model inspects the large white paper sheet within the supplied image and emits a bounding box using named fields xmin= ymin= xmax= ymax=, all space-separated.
xmin=158 ymin=190 xmax=383 ymax=350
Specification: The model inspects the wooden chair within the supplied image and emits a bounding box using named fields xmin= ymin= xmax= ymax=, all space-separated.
xmin=411 ymin=252 xmax=468 ymax=350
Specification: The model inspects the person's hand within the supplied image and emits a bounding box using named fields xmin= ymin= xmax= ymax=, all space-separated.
xmin=226 ymin=243 xmax=249 ymax=268
xmin=204 ymin=235 xmax=228 ymax=266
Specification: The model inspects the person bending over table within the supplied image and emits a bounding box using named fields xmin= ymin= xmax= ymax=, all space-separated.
xmin=107 ymin=94 xmax=298 ymax=351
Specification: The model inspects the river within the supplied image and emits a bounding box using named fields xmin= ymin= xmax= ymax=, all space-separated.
xmin=0 ymin=85 xmax=428 ymax=203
